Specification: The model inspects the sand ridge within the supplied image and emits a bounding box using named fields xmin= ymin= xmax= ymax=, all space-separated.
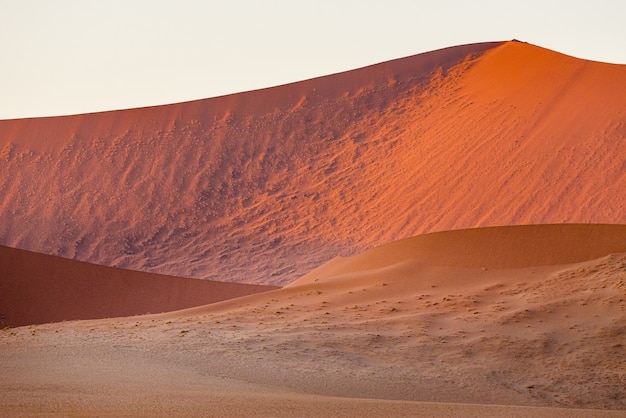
xmin=1 ymin=41 xmax=625 ymax=286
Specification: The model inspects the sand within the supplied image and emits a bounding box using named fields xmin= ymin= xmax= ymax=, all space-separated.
xmin=1 ymin=39 xmax=626 ymax=416
xmin=2 ymin=224 xmax=625 ymax=416
xmin=1 ymin=40 xmax=624 ymax=286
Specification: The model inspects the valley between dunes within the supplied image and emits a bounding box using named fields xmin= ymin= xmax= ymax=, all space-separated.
xmin=1 ymin=40 xmax=626 ymax=416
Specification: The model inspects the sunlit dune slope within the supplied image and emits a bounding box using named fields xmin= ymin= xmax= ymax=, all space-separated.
xmin=1 ymin=40 xmax=625 ymax=285
xmin=0 ymin=245 xmax=276 ymax=327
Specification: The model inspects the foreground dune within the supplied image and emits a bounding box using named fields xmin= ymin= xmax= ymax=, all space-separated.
xmin=0 ymin=245 xmax=276 ymax=327
xmin=2 ymin=224 xmax=625 ymax=415
xmin=1 ymin=40 xmax=625 ymax=286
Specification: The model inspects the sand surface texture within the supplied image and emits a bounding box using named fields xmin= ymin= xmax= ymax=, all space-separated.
xmin=1 ymin=41 xmax=625 ymax=286
xmin=2 ymin=224 xmax=625 ymax=416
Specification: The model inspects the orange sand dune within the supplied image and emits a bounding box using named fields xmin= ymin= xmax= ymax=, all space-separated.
xmin=0 ymin=245 xmax=276 ymax=327
xmin=1 ymin=40 xmax=625 ymax=286
xmin=2 ymin=224 xmax=625 ymax=414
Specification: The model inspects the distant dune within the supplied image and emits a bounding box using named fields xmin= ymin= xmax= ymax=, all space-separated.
xmin=2 ymin=40 xmax=625 ymax=286
xmin=0 ymin=245 xmax=276 ymax=327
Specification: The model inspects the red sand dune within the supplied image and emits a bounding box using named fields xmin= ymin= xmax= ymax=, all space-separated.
xmin=1 ymin=40 xmax=625 ymax=288
xmin=0 ymin=244 xmax=275 ymax=327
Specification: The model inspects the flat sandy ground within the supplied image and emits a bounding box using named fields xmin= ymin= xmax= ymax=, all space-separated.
xmin=2 ymin=225 xmax=625 ymax=416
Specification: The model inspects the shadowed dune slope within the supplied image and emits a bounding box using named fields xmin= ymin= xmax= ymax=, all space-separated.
xmin=0 ymin=245 xmax=276 ymax=327
xmin=1 ymin=40 xmax=625 ymax=286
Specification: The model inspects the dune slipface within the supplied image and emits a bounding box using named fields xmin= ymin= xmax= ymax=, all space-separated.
xmin=1 ymin=41 xmax=624 ymax=286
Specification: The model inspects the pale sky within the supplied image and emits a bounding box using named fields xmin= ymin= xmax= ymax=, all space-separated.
xmin=1 ymin=0 xmax=625 ymax=119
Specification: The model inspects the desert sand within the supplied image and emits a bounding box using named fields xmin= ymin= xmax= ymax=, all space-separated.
xmin=2 ymin=224 xmax=625 ymax=416
xmin=1 ymin=40 xmax=625 ymax=286
xmin=2 ymin=40 xmax=626 ymax=416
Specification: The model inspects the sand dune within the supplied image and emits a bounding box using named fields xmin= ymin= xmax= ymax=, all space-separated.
xmin=2 ymin=224 xmax=625 ymax=415
xmin=2 ymin=39 xmax=626 ymax=415
xmin=1 ymin=40 xmax=624 ymax=286
xmin=0 ymin=245 xmax=276 ymax=327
